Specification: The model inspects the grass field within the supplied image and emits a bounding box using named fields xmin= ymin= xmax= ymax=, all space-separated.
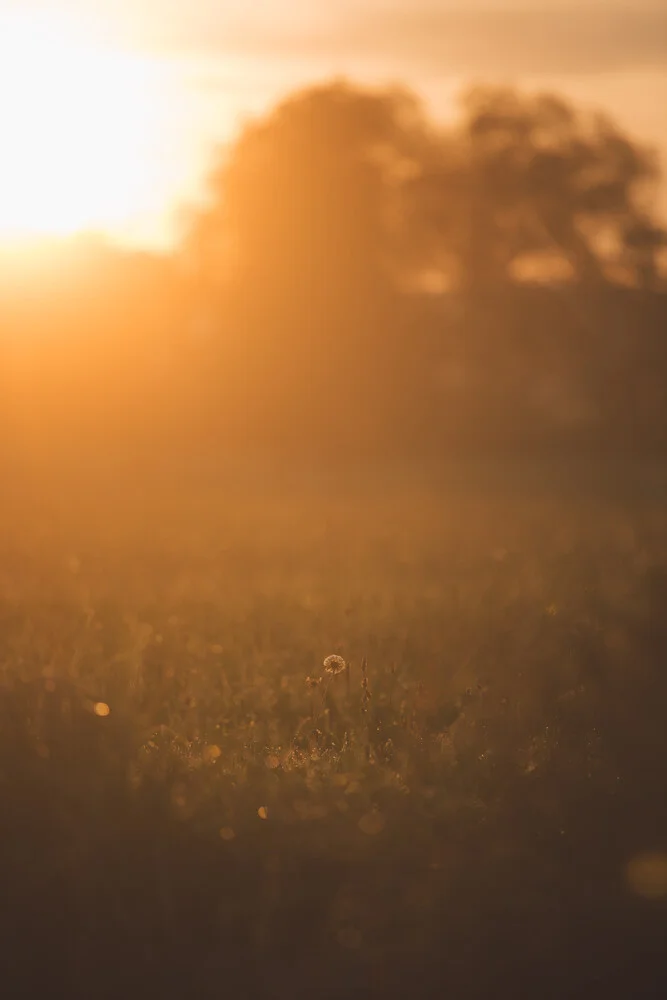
xmin=1 ymin=462 xmax=666 ymax=998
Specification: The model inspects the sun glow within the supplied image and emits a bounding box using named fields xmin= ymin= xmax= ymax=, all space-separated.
xmin=0 ymin=11 xmax=169 ymax=243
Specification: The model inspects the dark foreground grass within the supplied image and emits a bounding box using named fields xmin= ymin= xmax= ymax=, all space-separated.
xmin=1 ymin=466 xmax=666 ymax=998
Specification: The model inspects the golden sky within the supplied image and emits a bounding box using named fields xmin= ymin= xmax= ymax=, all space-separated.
xmin=1 ymin=0 xmax=665 ymax=247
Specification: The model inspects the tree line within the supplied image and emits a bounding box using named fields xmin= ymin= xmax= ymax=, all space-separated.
xmin=1 ymin=79 xmax=666 ymax=463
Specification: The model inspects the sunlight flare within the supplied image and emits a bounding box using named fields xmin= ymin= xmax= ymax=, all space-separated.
xmin=0 ymin=10 xmax=169 ymax=241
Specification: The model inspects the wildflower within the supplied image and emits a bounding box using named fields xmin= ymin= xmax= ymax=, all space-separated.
xmin=305 ymin=675 xmax=321 ymax=689
xmin=323 ymin=654 xmax=346 ymax=675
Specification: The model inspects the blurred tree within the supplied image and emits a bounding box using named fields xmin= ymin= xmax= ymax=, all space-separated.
xmin=621 ymin=216 xmax=667 ymax=291
xmin=404 ymin=86 xmax=662 ymax=293
xmin=187 ymin=80 xmax=430 ymax=308
xmin=181 ymin=78 xmax=666 ymax=458
xmin=187 ymin=80 xmax=663 ymax=305
xmin=184 ymin=80 xmax=436 ymax=451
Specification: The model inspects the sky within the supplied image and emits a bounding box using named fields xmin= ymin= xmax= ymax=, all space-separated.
xmin=2 ymin=0 xmax=666 ymax=247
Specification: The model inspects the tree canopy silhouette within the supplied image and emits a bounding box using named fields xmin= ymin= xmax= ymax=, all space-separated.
xmin=184 ymin=80 xmax=438 ymax=449
xmin=405 ymin=85 xmax=663 ymax=292
xmin=188 ymin=81 xmax=431 ymax=304
xmin=187 ymin=78 xmax=664 ymax=302
xmin=178 ymin=77 xmax=665 ymax=455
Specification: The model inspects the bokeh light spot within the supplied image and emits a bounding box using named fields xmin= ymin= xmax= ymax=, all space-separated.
xmin=626 ymin=852 xmax=667 ymax=899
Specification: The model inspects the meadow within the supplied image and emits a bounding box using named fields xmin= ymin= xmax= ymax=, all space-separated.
xmin=1 ymin=459 xmax=666 ymax=998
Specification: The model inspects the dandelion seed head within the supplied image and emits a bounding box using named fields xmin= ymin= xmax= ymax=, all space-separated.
xmin=323 ymin=654 xmax=346 ymax=675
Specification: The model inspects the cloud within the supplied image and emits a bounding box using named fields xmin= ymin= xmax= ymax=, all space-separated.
xmin=401 ymin=9 xmax=665 ymax=76
xmin=149 ymin=6 xmax=667 ymax=78
xmin=349 ymin=7 xmax=667 ymax=77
